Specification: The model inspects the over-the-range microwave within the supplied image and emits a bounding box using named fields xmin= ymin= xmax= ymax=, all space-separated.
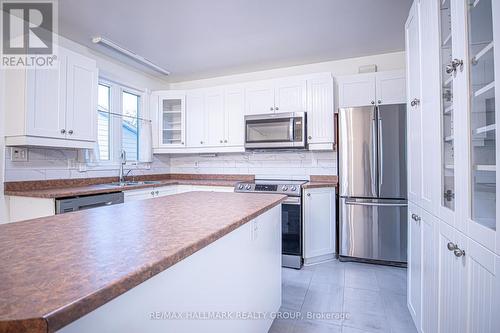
xmin=244 ymin=112 xmax=306 ymax=149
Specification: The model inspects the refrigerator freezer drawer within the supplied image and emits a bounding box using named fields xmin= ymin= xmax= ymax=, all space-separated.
xmin=340 ymin=198 xmax=408 ymax=263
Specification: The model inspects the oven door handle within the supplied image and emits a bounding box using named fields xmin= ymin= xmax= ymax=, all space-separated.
xmin=289 ymin=118 xmax=295 ymax=142
xmin=283 ymin=197 xmax=301 ymax=205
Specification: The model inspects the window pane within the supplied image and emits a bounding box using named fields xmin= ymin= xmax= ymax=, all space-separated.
xmin=122 ymin=91 xmax=139 ymax=161
xmin=97 ymin=84 xmax=110 ymax=160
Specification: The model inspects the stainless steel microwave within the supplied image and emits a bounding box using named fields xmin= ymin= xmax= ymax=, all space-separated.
xmin=244 ymin=112 xmax=306 ymax=149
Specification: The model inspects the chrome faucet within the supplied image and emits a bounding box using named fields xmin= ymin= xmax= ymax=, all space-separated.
xmin=118 ymin=149 xmax=127 ymax=183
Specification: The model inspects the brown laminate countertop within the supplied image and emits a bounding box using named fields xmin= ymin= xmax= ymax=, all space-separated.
xmin=302 ymin=175 xmax=338 ymax=189
xmin=0 ymin=191 xmax=286 ymax=333
xmin=4 ymin=179 xmax=243 ymax=199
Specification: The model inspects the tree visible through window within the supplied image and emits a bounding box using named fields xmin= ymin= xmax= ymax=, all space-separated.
xmin=96 ymin=81 xmax=141 ymax=163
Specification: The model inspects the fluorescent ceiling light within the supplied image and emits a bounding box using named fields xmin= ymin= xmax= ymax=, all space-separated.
xmin=92 ymin=36 xmax=170 ymax=76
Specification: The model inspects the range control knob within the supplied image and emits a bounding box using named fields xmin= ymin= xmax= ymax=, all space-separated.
xmin=245 ymin=184 xmax=252 ymax=190
xmin=238 ymin=184 xmax=244 ymax=190
xmin=291 ymin=186 xmax=297 ymax=191
xmin=282 ymin=186 xmax=288 ymax=191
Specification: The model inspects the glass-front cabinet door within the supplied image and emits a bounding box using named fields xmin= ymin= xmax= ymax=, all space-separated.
xmin=464 ymin=0 xmax=499 ymax=249
xmin=157 ymin=92 xmax=186 ymax=147
xmin=440 ymin=0 xmax=456 ymax=213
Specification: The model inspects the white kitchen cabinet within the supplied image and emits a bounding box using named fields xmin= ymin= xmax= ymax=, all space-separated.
xmin=337 ymin=73 xmax=376 ymax=108
xmin=405 ymin=0 xmax=423 ymax=206
xmin=153 ymin=91 xmax=186 ymax=148
xmin=337 ymin=71 xmax=406 ymax=108
xmin=245 ymin=78 xmax=306 ymax=115
xmin=224 ymin=86 xmax=245 ymax=147
xmin=186 ymin=90 xmax=206 ymax=148
xmin=303 ymin=187 xmax=336 ymax=264
xmin=4 ymin=46 xmax=98 ymax=149
xmin=306 ymin=74 xmax=335 ymax=149
xmin=65 ymin=48 xmax=98 ymax=142
xmin=406 ymin=0 xmax=500 ymax=331
xmin=245 ymin=81 xmax=275 ymax=115
xmin=205 ymin=88 xmax=226 ymax=146
xmin=124 ymin=186 xmax=177 ymax=202
xmin=407 ymin=202 xmax=422 ymax=328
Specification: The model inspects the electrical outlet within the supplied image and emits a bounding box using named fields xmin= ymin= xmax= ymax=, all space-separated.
xmin=11 ymin=148 xmax=28 ymax=162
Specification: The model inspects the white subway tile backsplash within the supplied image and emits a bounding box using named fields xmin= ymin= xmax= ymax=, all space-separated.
xmin=3 ymin=147 xmax=337 ymax=182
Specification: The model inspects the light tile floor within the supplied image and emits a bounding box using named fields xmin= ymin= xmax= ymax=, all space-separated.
xmin=268 ymin=260 xmax=417 ymax=333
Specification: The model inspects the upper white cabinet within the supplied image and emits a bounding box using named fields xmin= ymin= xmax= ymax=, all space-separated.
xmin=153 ymin=73 xmax=335 ymax=153
xmin=337 ymin=70 xmax=406 ymax=108
xmin=153 ymin=90 xmax=186 ymax=148
xmin=306 ymin=74 xmax=335 ymax=147
xmin=245 ymin=78 xmax=306 ymax=115
xmin=303 ymin=187 xmax=336 ymax=264
xmin=4 ymin=46 xmax=98 ymax=148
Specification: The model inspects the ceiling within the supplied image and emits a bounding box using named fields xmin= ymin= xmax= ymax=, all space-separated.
xmin=59 ymin=0 xmax=412 ymax=82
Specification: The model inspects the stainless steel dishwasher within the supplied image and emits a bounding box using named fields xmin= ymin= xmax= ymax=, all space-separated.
xmin=55 ymin=192 xmax=124 ymax=214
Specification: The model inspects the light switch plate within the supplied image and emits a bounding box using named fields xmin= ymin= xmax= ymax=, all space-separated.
xmin=11 ymin=148 xmax=28 ymax=162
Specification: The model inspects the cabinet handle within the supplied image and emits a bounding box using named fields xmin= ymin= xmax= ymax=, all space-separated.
xmin=224 ymin=139 xmax=227 ymax=143
xmin=60 ymin=129 xmax=66 ymax=134
xmin=454 ymin=248 xmax=465 ymax=257
xmin=220 ymin=140 xmax=223 ymax=143
xmin=200 ymin=141 xmax=203 ymax=144
xmin=150 ymin=191 xmax=155 ymax=196
xmin=410 ymin=98 xmax=420 ymax=107
xmin=307 ymin=193 xmax=311 ymax=197
xmin=371 ymin=101 xmax=375 ymax=105
xmin=181 ymin=141 xmax=184 ymax=145
xmin=308 ymin=136 xmax=312 ymax=140
xmin=275 ymin=107 xmax=279 ymax=111
xmin=270 ymin=107 xmax=274 ymax=111
xmin=155 ymin=191 xmax=159 ymax=195
xmin=447 ymin=242 xmax=457 ymax=251
xmin=378 ymin=100 xmax=382 ymax=104
xmin=68 ymin=130 xmax=73 ymax=135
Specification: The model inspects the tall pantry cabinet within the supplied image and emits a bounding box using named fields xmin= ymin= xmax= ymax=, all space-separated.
xmin=406 ymin=0 xmax=500 ymax=332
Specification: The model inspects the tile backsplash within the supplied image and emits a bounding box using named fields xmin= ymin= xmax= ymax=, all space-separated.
xmin=4 ymin=148 xmax=336 ymax=182
xmin=169 ymin=151 xmax=337 ymax=180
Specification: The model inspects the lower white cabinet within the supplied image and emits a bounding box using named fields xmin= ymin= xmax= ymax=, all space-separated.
xmin=409 ymin=201 xmax=500 ymax=333
xmin=303 ymin=187 xmax=336 ymax=264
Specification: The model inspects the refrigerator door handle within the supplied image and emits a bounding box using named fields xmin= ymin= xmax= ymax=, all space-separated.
xmin=371 ymin=117 xmax=378 ymax=195
xmin=378 ymin=116 xmax=384 ymax=189
xmin=344 ymin=200 xmax=408 ymax=207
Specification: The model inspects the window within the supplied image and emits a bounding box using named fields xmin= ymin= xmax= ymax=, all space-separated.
xmin=96 ymin=80 xmax=143 ymax=163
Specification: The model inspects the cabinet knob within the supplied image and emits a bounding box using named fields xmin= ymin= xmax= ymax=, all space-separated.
xmin=371 ymin=101 xmax=375 ymax=105
xmin=155 ymin=191 xmax=159 ymax=195
xmin=151 ymin=191 xmax=155 ymax=196
xmin=200 ymin=141 xmax=203 ymax=144
xmin=181 ymin=141 xmax=184 ymax=145
xmin=60 ymin=129 xmax=66 ymax=134
xmin=275 ymin=107 xmax=279 ymax=111
xmin=224 ymin=139 xmax=227 ymax=143
xmin=270 ymin=107 xmax=274 ymax=111
xmin=410 ymin=98 xmax=420 ymax=107
xmin=68 ymin=130 xmax=73 ymax=135
xmin=378 ymin=100 xmax=382 ymax=104
xmin=307 ymin=193 xmax=311 ymax=197
xmin=447 ymin=242 xmax=457 ymax=251
xmin=454 ymin=248 xmax=465 ymax=257
xmin=308 ymin=136 xmax=312 ymax=140
xmin=220 ymin=140 xmax=223 ymax=143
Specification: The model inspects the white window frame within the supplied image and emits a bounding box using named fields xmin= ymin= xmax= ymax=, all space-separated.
xmin=94 ymin=77 xmax=148 ymax=169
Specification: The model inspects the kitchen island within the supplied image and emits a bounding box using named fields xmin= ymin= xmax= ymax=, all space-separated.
xmin=0 ymin=191 xmax=285 ymax=333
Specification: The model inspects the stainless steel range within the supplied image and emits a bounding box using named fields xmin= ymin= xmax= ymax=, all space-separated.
xmin=235 ymin=179 xmax=307 ymax=269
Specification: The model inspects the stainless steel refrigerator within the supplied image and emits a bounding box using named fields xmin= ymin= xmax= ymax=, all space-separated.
xmin=339 ymin=104 xmax=407 ymax=264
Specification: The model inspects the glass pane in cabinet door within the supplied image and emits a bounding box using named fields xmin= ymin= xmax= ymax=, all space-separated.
xmin=440 ymin=0 xmax=455 ymax=210
xmin=467 ymin=0 xmax=496 ymax=229
xmin=162 ymin=99 xmax=182 ymax=145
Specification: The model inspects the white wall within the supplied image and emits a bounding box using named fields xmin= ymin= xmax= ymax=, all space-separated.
xmin=169 ymin=51 xmax=405 ymax=89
